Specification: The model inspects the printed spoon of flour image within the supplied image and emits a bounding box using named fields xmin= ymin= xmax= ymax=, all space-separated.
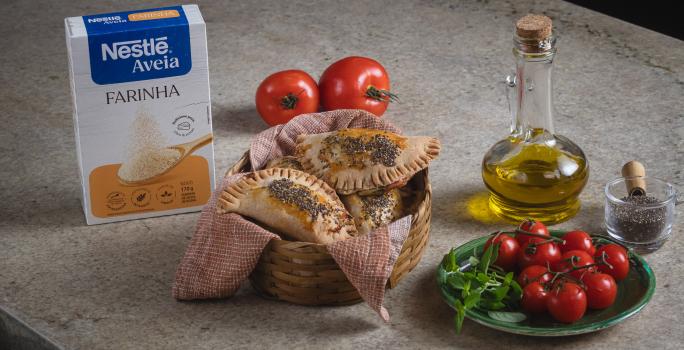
xmin=117 ymin=133 xmax=213 ymax=186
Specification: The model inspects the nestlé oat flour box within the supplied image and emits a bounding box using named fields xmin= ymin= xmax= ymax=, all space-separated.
xmin=65 ymin=5 xmax=215 ymax=224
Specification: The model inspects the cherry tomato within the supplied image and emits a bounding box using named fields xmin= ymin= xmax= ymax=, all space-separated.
xmin=553 ymin=250 xmax=596 ymax=280
xmin=517 ymin=265 xmax=553 ymax=287
xmin=560 ymin=230 xmax=596 ymax=255
xmin=516 ymin=219 xmax=550 ymax=247
xmin=546 ymin=282 xmax=587 ymax=323
xmin=521 ymin=282 xmax=549 ymax=313
xmin=595 ymin=244 xmax=630 ymax=281
xmin=583 ymin=272 xmax=617 ymax=309
xmin=517 ymin=237 xmax=561 ymax=270
xmin=256 ymin=70 xmax=319 ymax=126
xmin=484 ymin=233 xmax=520 ymax=271
xmin=319 ymin=56 xmax=396 ymax=116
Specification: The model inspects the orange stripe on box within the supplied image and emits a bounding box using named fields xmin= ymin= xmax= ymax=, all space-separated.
xmin=128 ymin=10 xmax=180 ymax=22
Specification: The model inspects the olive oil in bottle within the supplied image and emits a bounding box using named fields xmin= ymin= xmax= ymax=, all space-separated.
xmin=482 ymin=15 xmax=589 ymax=224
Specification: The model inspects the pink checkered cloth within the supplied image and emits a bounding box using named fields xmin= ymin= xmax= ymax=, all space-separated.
xmin=172 ymin=109 xmax=413 ymax=321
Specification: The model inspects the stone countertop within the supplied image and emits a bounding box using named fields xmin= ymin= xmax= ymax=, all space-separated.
xmin=1 ymin=0 xmax=682 ymax=349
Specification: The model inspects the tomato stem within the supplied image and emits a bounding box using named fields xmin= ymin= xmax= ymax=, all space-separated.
xmin=490 ymin=230 xmax=503 ymax=241
xmin=280 ymin=93 xmax=298 ymax=110
xmin=513 ymin=228 xmax=565 ymax=243
xmin=598 ymin=251 xmax=614 ymax=270
xmin=366 ymin=86 xmax=399 ymax=103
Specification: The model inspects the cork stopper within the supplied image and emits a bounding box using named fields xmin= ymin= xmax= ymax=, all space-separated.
xmin=621 ymin=160 xmax=647 ymax=196
xmin=516 ymin=14 xmax=553 ymax=40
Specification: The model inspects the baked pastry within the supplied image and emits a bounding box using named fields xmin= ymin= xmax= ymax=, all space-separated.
xmin=264 ymin=156 xmax=303 ymax=171
xmin=355 ymin=176 xmax=410 ymax=196
xmin=217 ymin=168 xmax=357 ymax=244
xmin=295 ymin=128 xmax=440 ymax=194
xmin=341 ymin=189 xmax=404 ymax=235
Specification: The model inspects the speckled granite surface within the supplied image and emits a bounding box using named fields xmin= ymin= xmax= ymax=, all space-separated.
xmin=1 ymin=0 xmax=682 ymax=349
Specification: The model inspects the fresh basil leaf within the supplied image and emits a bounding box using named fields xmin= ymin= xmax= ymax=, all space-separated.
xmin=488 ymin=243 xmax=499 ymax=272
xmin=447 ymin=272 xmax=466 ymax=290
xmin=476 ymin=272 xmax=490 ymax=285
xmin=472 ymin=285 xmax=485 ymax=295
xmin=454 ymin=300 xmax=465 ymax=334
xmin=487 ymin=311 xmax=527 ymax=323
xmin=461 ymin=279 xmax=471 ymax=299
xmin=510 ymin=280 xmax=523 ymax=300
xmin=470 ymin=279 xmax=482 ymax=292
xmin=481 ymin=300 xmax=506 ymax=310
xmin=504 ymin=272 xmax=514 ymax=285
xmin=493 ymin=285 xmax=510 ymax=300
xmin=464 ymin=293 xmax=481 ymax=309
xmin=480 ymin=242 xmax=494 ymax=273
xmin=444 ymin=241 xmax=528 ymax=335
xmin=449 ymin=249 xmax=458 ymax=271
xmin=443 ymin=249 xmax=458 ymax=272
xmin=468 ymin=255 xmax=480 ymax=268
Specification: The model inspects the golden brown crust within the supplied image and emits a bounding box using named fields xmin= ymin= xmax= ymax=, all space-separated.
xmin=264 ymin=156 xmax=303 ymax=171
xmin=341 ymin=189 xmax=404 ymax=235
xmin=295 ymin=129 xmax=440 ymax=194
xmin=217 ymin=168 xmax=357 ymax=244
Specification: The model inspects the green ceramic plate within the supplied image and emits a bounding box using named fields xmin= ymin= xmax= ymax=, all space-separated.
xmin=437 ymin=230 xmax=656 ymax=336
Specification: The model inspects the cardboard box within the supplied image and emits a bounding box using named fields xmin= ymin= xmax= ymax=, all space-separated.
xmin=65 ymin=5 xmax=215 ymax=224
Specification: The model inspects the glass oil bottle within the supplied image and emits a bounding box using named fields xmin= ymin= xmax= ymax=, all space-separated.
xmin=482 ymin=15 xmax=589 ymax=224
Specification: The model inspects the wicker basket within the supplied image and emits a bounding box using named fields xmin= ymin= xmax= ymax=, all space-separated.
xmin=226 ymin=151 xmax=432 ymax=305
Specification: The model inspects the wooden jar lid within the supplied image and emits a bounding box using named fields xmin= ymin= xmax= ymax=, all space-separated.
xmin=516 ymin=14 xmax=552 ymax=40
xmin=622 ymin=160 xmax=647 ymax=196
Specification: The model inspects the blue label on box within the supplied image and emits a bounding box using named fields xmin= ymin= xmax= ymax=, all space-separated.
xmin=83 ymin=6 xmax=191 ymax=85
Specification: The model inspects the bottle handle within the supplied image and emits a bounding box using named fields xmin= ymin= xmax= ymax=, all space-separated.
xmin=504 ymin=74 xmax=518 ymax=134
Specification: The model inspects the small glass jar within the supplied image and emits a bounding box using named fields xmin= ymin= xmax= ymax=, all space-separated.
xmin=605 ymin=176 xmax=680 ymax=253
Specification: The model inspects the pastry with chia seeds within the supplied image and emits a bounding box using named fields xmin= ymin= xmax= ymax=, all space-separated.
xmin=295 ymin=128 xmax=440 ymax=195
xmin=341 ymin=189 xmax=404 ymax=235
xmin=217 ymin=168 xmax=358 ymax=244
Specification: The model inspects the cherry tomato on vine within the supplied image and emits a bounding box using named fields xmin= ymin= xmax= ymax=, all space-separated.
xmin=517 ymin=265 xmax=553 ymax=287
xmin=583 ymin=272 xmax=617 ymax=309
xmin=560 ymin=230 xmax=596 ymax=255
xmin=521 ymin=282 xmax=549 ymax=313
xmin=516 ymin=219 xmax=550 ymax=247
xmin=319 ymin=56 xmax=397 ymax=116
xmin=517 ymin=237 xmax=561 ymax=270
xmin=256 ymin=70 xmax=319 ymax=126
xmin=484 ymin=233 xmax=520 ymax=271
xmin=553 ymin=250 xmax=596 ymax=280
xmin=595 ymin=244 xmax=630 ymax=281
xmin=546 ymin=282 xmax=587 ymax=323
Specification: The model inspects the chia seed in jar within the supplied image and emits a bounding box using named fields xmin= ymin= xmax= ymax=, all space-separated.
xmin=609 ymin=195 xmax=666 ymax=243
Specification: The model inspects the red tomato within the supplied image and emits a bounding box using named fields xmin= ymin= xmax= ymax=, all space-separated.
xmin=483 ymin=233 xmax=520 ymax=271
xmin=256 ymin=70 xmax=319 ymax=126
xmin=517 ymin=237 xmax=561 ymax=270
xmin=583 ymin=272 xmax=617 ymax=309
xmin=546 ymin=282 xmax=587 ymax=323
xmin=560 ymin=230 xmax=596 ymax=255
xmin=516 ymin=219 xmax=550 ymax=247
xmin=595 ymin=244 xmax=630 ymax=281
xmin=517 ymin=265 xmax=553 ymax=287
xmin=521 ymin=282 xmax=549 ymax=313
xmin=319 ymin=56 xmax=396 ymax=116
xmin=553 ymin=250 xmax=596 ymax=280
